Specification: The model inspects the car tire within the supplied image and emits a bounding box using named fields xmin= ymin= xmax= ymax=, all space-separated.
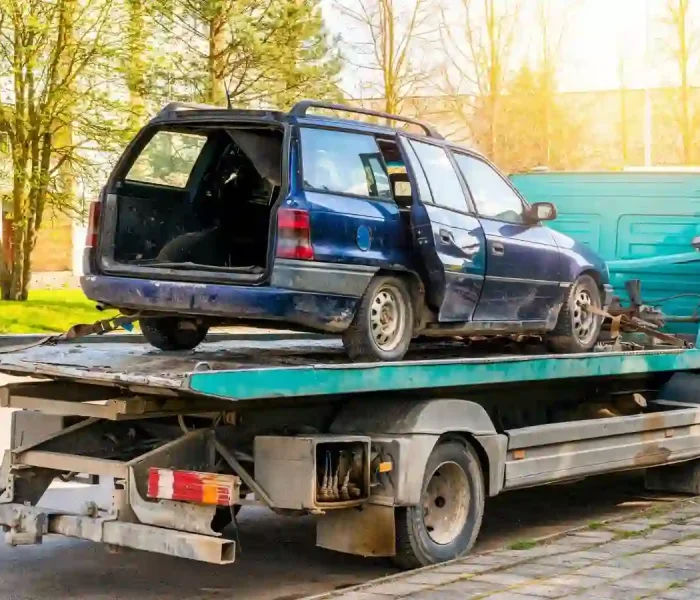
xmin=393 ymin=440 xmax=485 ymax=569
xmin=141 ymin=317 xmax=209 ymax=351
xmin=342 ymin=276 xmax=414 ymax=362
xmin=547 ymin=274 xmax=603 ymax=353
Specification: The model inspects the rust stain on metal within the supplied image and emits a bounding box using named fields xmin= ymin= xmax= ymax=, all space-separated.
xmin=316 ymin=503 xmax=396 ymax=557
xmin=633 ymin=444 xmax=672 ymax=467
xmin=634 ymin=412 xmax=673 ymax=467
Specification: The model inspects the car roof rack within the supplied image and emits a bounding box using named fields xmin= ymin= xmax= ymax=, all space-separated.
xmin=290 ymin=100 xmax=443 ymax=139
xmin=158 ymin=102 xmax=224 ymax=114
xmin=153 ymin=102 xmax=284 ymax=121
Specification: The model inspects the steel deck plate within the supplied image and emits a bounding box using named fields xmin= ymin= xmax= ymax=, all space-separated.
xmin=1 ymin=335 xmax=699 ymax=401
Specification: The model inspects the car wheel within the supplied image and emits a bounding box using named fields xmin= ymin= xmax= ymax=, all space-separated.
xmin=342 ymin=276 xmax=414 ymax=362
xmin=547 ymin=274 xmax=603 ymax=353
xmin=393 ymin=441 xmax=485 ymax=569
xmin=141 ymin=317 xmax=209 ymax=351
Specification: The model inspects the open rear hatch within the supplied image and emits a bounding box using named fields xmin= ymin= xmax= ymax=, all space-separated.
xmin=96 ymin=121 xmax=286 ymax=283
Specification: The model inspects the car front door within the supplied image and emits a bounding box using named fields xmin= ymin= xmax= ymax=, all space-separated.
xmin=452 ymin=152 xmax=563 ymax=323
xmin=399 ymin=137 xmax=486 ymax=322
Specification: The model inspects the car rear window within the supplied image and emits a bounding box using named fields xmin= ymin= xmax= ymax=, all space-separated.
xmin=300 ymin=128 xmax=392 ymax=199
xmin=126 ymin=130 xmax=207 ymax=188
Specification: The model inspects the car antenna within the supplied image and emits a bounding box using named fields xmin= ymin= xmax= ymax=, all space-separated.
xmin=223 ymin=71 xmax=238 ymax=110
xmin=223 ymin=78 xmax=233 ymax=110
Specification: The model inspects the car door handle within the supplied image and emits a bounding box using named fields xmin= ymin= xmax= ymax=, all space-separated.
xmin=491 ymin=242 xmax=505 ymax=256
xmin=439 ymin=229 xmax=454 ymax=243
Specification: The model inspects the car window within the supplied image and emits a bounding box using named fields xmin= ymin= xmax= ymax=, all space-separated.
xmin=454 ymin=154 xmax=525 ymax=223
xmin=400 ymin=141 xmax=433 ymax=203
xmin=409 ymin=140 xmax=468 ymax=212
xmin=300 ymin=128 xmax=392 ymax=199
xmin=126 ymin=130 xmax=207 ymax=188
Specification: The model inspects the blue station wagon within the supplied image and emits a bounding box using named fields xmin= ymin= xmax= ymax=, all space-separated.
xmin=81 ymin=100 xmax=613 ymax=361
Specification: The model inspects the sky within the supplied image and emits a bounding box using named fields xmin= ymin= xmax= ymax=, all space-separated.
xmin=324 ymin=0 xmax=700 ymax=96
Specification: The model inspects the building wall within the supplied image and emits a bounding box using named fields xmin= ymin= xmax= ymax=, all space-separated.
xmin=32 ymin=212 xmax=74 ymax=272
xmin=0 ymin=209 xmax=74 ymax=274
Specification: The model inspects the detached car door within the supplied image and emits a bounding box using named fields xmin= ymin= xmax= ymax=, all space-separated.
xmin=399 ymin=136 xmax=486 ymax=322
xmin=452 ymin=152 xmax=563 ymax=323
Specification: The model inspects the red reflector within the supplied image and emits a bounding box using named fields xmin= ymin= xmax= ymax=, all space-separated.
xmin=276 ymin=208 xmax=314 ymax=260
xmin=86 ymin=201 xmax=101 ymax=248
xmin=147 ymin=468 xmax=239 ymax=506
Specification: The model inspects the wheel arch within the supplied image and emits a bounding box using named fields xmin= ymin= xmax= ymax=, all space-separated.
xmin=330 ymin=398 xmax=507 ymax=503
xmin=578 ymin=267 xmax=606 ymax=296
xmin=438 ymin=431 xmax=501 ymax=499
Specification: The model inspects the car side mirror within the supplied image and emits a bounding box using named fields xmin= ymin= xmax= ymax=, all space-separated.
xmin=692 ymin=235 xmax=700 ymax=251
xmin=529 ymin=202 xmax=557 ymax=223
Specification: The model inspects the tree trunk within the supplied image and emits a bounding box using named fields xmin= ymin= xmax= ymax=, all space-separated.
xmin=207 ymin=2 xmax=227 ymax=106
xmin=0 ymin=229 xmax=11 ymax=300
xmin=126 ymin=0 xmax=147 ymax=134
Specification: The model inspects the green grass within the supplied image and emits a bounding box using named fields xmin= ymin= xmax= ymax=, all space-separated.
xmin=0 ymin=289 xmax=116 ymax=334
xmin=612 ymin=529 xmax=646 ymax=540
xmin=507 ymin=539 xmax=538 ymax=551
xmin=587 ymin=521 xmax=605 ymax=530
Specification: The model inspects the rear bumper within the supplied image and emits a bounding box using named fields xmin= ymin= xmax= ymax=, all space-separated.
xmin=81 ymin=275 xmax=358 ymax=333
xmin=0 ymin=503 xmax=235 ymax=564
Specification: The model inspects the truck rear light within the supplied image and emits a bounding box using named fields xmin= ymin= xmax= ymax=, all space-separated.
xmin=147 ymin=468 xmax=239 ymax=507
xmin=85 ymin=201 xmax=101 ymax=249
xmin=276 ymin=208 xmax=314 ymax=260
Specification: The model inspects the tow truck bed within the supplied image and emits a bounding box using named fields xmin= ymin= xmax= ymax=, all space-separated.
xmin=1 ymin=335 xmax=699 ymax=401
xmin=4 ymin=333 xmax=700 ymax=566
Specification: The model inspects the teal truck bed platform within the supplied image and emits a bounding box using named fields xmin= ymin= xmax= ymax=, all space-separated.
xmin=1 ymin=336 xmax=699 ymax=400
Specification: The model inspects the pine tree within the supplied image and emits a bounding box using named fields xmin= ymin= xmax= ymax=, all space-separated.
xmin=152 ymin=0 xmax=342 ymax=109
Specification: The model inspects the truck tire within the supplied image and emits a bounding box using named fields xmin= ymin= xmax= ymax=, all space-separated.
xmin=141 ymin=317 xmax=209 ymax=351
xmin=342 ymin=276 xmax=414 ymax=362
xmin=547 ymin=274 xmax=602 ymax=353
xmin=393 ymin=440 xmax=485 ymax=569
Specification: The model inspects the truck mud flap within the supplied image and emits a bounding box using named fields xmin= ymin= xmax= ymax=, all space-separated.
xmin=0 ymin=504 xmax=235 ymax=564
xmin=503 ymin=406 xmax=700 ymax=490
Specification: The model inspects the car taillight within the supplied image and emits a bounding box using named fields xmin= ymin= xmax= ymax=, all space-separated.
xmin=86 ymin=201 xmax=101 ymax=249
xmin=276 ymin=208 xmax=314 ymax=260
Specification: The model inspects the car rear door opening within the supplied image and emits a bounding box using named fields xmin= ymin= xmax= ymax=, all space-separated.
xmin=102 ymin=123 xmax=286 ymax=281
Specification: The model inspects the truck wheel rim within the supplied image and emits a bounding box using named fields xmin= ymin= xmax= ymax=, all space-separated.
xmin=573 ymin=289 xmax=596 ymax=343
xmin=423 ymin=461 xmax=470 ymax=545
xmin=370 ymin=284 xmax=406 ymax=352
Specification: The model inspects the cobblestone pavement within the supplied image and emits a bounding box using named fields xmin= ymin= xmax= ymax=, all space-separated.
xmin=315 ymin=498 xmax=700 ymax=600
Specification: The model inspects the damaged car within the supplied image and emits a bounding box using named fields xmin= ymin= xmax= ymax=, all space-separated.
xmin=81 ymin=100 xmax=612 ymax=361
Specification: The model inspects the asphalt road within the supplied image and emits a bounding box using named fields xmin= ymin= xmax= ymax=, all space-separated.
xmin=0 ymin=375 xmax=687 ymax=600
xmin=0 ymin=472 xmax=684 ymax=600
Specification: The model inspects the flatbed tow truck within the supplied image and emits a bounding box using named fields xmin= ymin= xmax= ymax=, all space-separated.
xmin=2 ymin=331 xmax=700 ymax=569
